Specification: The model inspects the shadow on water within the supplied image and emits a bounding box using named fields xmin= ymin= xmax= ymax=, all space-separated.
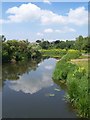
xmin=2 ymin=58 xmax=77 ymax=118
xmin=2 ymin=58 xmax=42 ymax=81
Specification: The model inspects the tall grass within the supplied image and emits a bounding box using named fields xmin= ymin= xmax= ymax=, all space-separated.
xmin=61 ymin=49 xmax=81 ymax=61
xmin=52 ymin=50 xmax=89 ymax=118
xmin=40 ymin=49 xmax=67 ymax=58
xmin=67 ymin=67 xmax=89 ymax=118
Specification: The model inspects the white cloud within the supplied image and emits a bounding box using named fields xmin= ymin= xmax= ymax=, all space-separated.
xmin=6 ymin=3 xmax=42 ymax=23
xmin=55 ymin=30 xmax=61 ymax=33
xmin=41 ymin=6 xmax=88 ymax=25
xmin=7 ymin=72 xmax=53 ymax=94
xmin=44 ymin=28 xmax=53 ymax=33
xmin=37 ymin=32 xmax=43 ymax=36
xmin=44 ymin=65 xmax=53 ymax=70
xmin=2 ymin=3 xmax=88 ymax=26
xmin=36 ymin=27 xmax=76 ymax=37
xmin=60 ymin=26 xmax=76 ymax=33
xmin=67 ymin=7 xmax=88 ymax=25
xmin=0 ymin=19 xmax=3 ymax=24
xmin=0 ymin=19 xmax=9 ymax=24
xmin=43 ymin=27 xmax=76 ymax=34
xmin=36 ymin=26 xmax=76 ymax=40
xmin=43 ymin=0 xmax=51 ymax=4
xmin=41 ymin=10 xmax=66 ymax=25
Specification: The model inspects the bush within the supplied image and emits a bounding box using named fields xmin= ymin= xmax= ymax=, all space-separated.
xmin=61 ymin=49 xmax=81 ymax=61
xmin=52 ymin=61 xmax=77 ymax=80
xmin=2 ymin=40 xmax=42 ymax=63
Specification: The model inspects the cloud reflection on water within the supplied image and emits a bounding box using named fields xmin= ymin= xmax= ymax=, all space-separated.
xmin=7 ymin=59 xmax=56 ymax=94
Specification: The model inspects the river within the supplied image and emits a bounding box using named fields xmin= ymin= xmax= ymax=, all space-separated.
xmin=1 ymin=58 xmax=77 ymax=118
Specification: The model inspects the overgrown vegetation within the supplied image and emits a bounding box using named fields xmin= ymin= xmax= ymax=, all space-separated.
xmin=52 ymin=50 xmax=89 ymax=118
xmin=1 ymin=35 xmax=41 ymax=63
xmin=40 ymin=49 xmax=67 ymax=58
xmin=52 ymin=50 xmax=81 ymax=80
xmin=61 ymin=49 xmax=81 ymax=61
xmin=1 ymin=35 xmax=90 ymax=63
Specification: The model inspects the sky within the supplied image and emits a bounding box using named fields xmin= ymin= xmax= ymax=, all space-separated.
xmin=2 ymin=0 xmax=89 ymax=2
xmin=0 ymin=1 xmax=88 ymax=42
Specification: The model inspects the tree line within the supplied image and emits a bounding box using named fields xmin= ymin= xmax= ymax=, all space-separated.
xmin=36 ymin=35 xmax=90 ymax=52
xmin=0 ymin=35 xmax=90 ymax=63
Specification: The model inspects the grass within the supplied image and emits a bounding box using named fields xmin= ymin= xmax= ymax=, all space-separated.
xmin=40 ymin=49 xmax=67 ymax=58
xmin=71 ymin=59 xmax=88 ymax=73
xmin=66 ymin=65 xmax=89 ymax=118
xmin=79 ymin=54 xmax=90 ymax=59
xmin=52 ymin=50 xmax=89 ymax=118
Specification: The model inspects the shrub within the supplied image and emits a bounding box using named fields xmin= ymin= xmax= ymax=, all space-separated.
xmin=61 ymin=49 xmax=81 ymax=61
xmin=52 ymin=60 xmax=77 ymax=81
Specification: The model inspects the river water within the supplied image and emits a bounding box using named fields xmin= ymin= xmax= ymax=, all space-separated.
xmin=1 ymin=58 xmax=77 ymax=118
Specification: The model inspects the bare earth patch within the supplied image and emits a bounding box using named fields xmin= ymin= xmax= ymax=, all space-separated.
xmin=71 ymin=58 xmax=90 ymax=62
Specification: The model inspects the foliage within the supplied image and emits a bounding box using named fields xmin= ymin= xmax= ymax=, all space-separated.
xmin=1 ymin=35 xmax=90 ymax=63
xmin=61 ymin=49 xmax=81 ymax=61
xmin=37 ymin=39 xmax=76 ymax=50
xmin=39 ymin=41 xmax=50 ymax=49
xmin=71 ymin=60 xmax=88 ymax=73
xmin=75 ymin=36 xmax=90 ymax=53
xmin=52 ymin=50 xmax=89 ymax=118
xmin=52 ymin=55 xmax=79 ymax=80
xmin=67 ymin=67 xmax=89 ymax=118
xmin=36 ymin=36 xmax=90 ymax=53
xmin=40 ymin=49 xmax=67 ymax=58
xmin=2 ymin=39 xmax=41 ymax=63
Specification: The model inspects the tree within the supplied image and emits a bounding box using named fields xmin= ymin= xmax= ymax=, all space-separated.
xmin=75 ymin=35 xmax=83 ymax=51
xmin=40 ymin=41 xmax=50 ymax=49
xmin=36 ymin=40 xmax=41 ymax=43
xmin=2 ymin=39 xmax=42 ymax=63
xmin=1 ymin=35 xmax=6 ymax=42
xmin=54 ymin=40 xmax=60 ymax=44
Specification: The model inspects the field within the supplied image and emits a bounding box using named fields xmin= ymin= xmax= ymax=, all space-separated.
xmin=40 ymin=49 xmax=67 ymax=58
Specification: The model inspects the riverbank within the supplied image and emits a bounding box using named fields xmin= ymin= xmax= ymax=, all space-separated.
xmin=52 ymin=51 xmax=89 ymax=118
xmin=2 ymin=58 xmax=77 ymax=118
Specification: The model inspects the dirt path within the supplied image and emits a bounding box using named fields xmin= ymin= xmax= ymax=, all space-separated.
xmin=71 ymin=58 xmax=90 ymax=62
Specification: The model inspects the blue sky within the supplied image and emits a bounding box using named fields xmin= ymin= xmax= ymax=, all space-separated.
xmin=0 ymin=1 xmax=88 ymax=42
xmin=2 ymin=0 xmax=89 ymax=2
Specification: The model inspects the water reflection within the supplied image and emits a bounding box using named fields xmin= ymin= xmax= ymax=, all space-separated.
xmin=3 ymin=58 xmax=56 ymax=94
xmin=2 ymin=58 xmax=77 ymax=118
xmin=2 ymin=58 xmax=41 ymax=81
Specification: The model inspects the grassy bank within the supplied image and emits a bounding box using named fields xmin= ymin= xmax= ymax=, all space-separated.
xmin=71 ymin=59 xmax=88 ymax=73
xmin=52 ymin=50 xmax=89 ymax=118
xmin=40 ymin=49 xmax=67 ymax=58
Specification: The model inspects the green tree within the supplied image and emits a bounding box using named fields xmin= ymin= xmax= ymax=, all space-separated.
xmin=75 ymin=35 xmax=83 ymax=51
